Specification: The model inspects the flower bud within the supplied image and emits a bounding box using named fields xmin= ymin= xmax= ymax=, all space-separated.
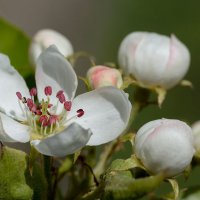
xmin=29 ymin=29 xmax=73 ymax=66
xmin=87 ymin=65 xmax=123 ymax=89
xmin=191 ymin=121 xmax=200 ymax=155
xmin=118 ymin=32 xmax=190 ymax=89
xmin=135 ymin=118 xmax=194 ymax=177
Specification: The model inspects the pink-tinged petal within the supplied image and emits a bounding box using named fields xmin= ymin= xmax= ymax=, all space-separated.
xmin=161 ymin=34 xmax=190 ymax=89
xmin=68 ymin=87 xmax=132 ymax=145
xmin=35 ymin=45 xmax=77 ymax=113
xmin=31 ymin=123 xmax=92 ymax=157
xmin=0 ymin=54 xmax=30 ymax=120
xmin=0 ymin=112 xmax=30 ymax=143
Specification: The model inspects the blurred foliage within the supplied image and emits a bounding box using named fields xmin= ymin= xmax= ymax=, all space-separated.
xmin=0 ymin=17 xmax=33 ymax=77
xmin=0 ymin=146 xmax=33 ymax=200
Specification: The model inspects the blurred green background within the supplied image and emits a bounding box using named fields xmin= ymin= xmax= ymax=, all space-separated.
xmin=0 ymin=0 xmax=199 ymax=129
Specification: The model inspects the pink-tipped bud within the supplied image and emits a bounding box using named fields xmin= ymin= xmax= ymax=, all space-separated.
xmin=16 ymin=92 xmax=22 ymax=100
xmin=44 ymin=86 xmax=52 ymax=96
xmin=87 ymin=66 xmax=123 ymax=89
xmin=58 ymin=93 xmax=66 ymax=103
xmin=39 ymin=115 xmax=49 ymax=126
xmin=77 ymin=109 xmax=84 ymax=118
xmin=30 ymin=87 xmax=37 ymax=96
xmin=64 ymin=101 xmax=72 ymax=111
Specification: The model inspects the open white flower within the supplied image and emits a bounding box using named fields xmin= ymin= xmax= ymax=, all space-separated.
xmin=0 ymin=46 xmax=131 ymax=157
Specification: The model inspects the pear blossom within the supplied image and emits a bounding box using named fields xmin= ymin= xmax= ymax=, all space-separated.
xmin=118 ymin=32 xmax=190 ymax=89
xmin=0 ymin=45 xmax=131 ymax=157
xmin=87 ymin=65 xmax=123 ymax=89
xmin=135 ymin=118 xmax=194 ymax=177
xmin=29 ymin=29 xmax=73 ymax=66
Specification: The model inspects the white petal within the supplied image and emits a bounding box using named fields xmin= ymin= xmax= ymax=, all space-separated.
xmin=0 ymin=54 xmax=30 ymax=120
xmin=160 ymin=34 xmax=191 ymax=89
xmin=133 ymin=33 xmax=170 ymax=85
xmin=31 ymin=123 xmax=92 ymax=157
xmin=0 ymin=112 xmax=30 ymax=143
xmin=68 ymin=87 xmax=132 ymax=145
xmin=35 ymin=45 xmax=78 ymax=113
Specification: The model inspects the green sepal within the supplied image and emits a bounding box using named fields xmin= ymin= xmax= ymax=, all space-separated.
xmin=0 ymin=146 xmax=33 ymax=200
xmin=164 ymin=179 xmax=179 ymax=200
xmin=58 ymin=157 xmax=73 ymax=176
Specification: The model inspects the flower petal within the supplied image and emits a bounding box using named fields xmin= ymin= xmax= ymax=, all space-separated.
xmin=0 ymin=112 xmax=30 ymax=143
xmin=68 ymin=87 xmax=132 ymax=145
xmin=35 ymin=45 xmax=78 ymax=113
xmin=31 ymin=123 xmax=92 ymax=157
xmin=0 ymin=54 xmax=30 ymax=120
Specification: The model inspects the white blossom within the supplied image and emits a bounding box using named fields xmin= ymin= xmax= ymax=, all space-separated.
xmin=0 ymin=46 xmax=132 ymax=157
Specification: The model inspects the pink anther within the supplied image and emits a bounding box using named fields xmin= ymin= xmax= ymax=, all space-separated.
xmin=44 ymin=86 xmax=52 ymax=96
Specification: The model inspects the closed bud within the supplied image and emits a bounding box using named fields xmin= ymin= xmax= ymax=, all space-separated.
xmin=118 ymin=32 xmax=190 ymax=89
xmin=135 ymin=118 xmax=194 ymax=177
xmin=29 ymin=29 xmax=73 ymax=66
xmin=87 ymin=65 xmax=123 ymax=89
xmin=191 ymin=121 xmax=200 ymax=155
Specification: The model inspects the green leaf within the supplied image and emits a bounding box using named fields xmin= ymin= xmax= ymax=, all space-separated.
xmin=0 ymin=146 xmax=33 ymax=200
xmin=58 ymin=157 xmax=73 ymax=176
xmin=103 ymin=171 xmax=164 ymax=200
xmin=0 ymin=17 xmax=33 ymax=77
xmin=108 ymin=155 xmax=145 ymax=172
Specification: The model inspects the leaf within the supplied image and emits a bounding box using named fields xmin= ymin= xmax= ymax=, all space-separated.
xmin=108 ymin=155 xmax=145 ymax=172
xmin=103 ymin=171 xmax=164 ymax=200
xmin=0 ymin=146 xmax=33 ymax=200
xmin=166 ymin=179 xmax=179 ymax=200
xmin=0 ymin=17 xmax=33 ymax=77
xmin=58 ymin=157 xmax=73 ymax=176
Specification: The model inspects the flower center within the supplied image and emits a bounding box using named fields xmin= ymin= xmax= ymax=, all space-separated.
xmin=16 ymin=86 xmax=84 ymax=139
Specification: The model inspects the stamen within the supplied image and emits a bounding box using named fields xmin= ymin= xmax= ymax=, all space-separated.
xmin=16 ymin=92 xmax=22 ymax=100
xmin=22 ymin=97 xmax=27 ymax=103
xmin=27 ymin=98 xmax=34 ymax=110
xmin=30 ymin=88 xmax=37 ymax=96
xmin=58 ymin=93 xmax=66 ymax=103
xmin=77 ymin=109 xmax=84 ymax=118
xmin=36 ymin=110 xmax=42 ymax=115
xmin=39 ymin=115 xmax=49 ymax=127
xmin=44 ymin=86 xmax=52 ymax=96
xmin=56 ymin=90 xmax=64 ymax=98
xmin=49 ymin=115 xmax=58 ymax=125
xmin=64 ymin=101 xmax=72 ymax=111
